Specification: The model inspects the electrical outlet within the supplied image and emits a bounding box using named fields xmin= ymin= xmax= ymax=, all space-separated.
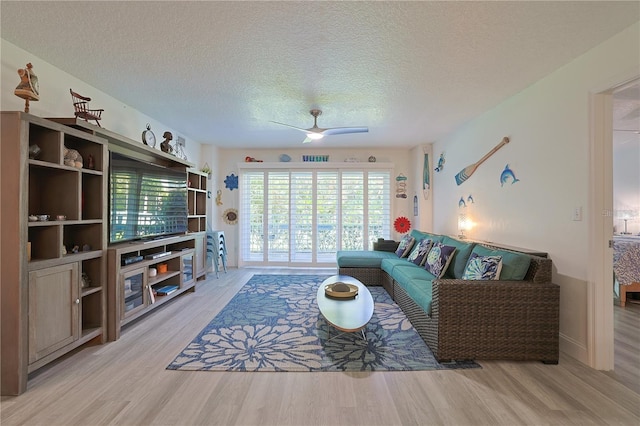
xmin=176 ymin=136 xmax=186 ymax=147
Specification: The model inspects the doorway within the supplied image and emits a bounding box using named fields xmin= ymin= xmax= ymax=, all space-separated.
xmin=589 ymin=76 xmax=640 ymax=371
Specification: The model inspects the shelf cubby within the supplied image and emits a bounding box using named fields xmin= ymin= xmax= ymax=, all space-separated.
xmin=64 ymin=133 xmax=105 ymax=172
xmin=63 ymin=223 xmax=103 ymax=253
xmin=81 ymin=291 xmax=103 ymax=330
xmin=82 ymin=257 xmax=103 ymax=290
xmin=28 ymin=225 xmax=61 ymax=261
xmin=187 ymin=170 xmax=208 ymax=233
xmin=29 ymin=166 xmax=80 ymax=220
xmin=195 ymin=191 xmax=206 ymax=215
xmin=82 ymin=173 xmax=104 ymax=220
xmin=28 ymin=123 xmax=63 ymax=164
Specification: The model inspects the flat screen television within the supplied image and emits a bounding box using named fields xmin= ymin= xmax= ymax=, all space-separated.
xmin=109 ymin=151 xmax=188 ymax=244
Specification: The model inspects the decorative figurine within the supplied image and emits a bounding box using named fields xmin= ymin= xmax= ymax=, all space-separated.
xmin=63 ymin=146 xmax=83 ymax=168
xmin=70 ymin=89 xmax=103 ymax=127
xmin=28 ymin=144 xmax=41 ymax=159
xmin=14 ymin=63 xmax=39 ymax=113
xmin=161 ymin=131 xmax=174 ymax=154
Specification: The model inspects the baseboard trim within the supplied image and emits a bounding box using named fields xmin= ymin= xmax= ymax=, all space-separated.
xmin=560 ymin=332 xmax=589 ymax=366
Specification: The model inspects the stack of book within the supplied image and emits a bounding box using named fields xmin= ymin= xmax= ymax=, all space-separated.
xmin=155 ymin=285 xmax=179 ymax=296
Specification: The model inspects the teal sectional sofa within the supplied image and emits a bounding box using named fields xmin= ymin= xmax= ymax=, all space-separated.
xmin=337 ymin=230 xmax=559 ymax=364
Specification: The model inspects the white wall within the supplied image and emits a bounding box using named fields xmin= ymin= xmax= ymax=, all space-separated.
xmin=213 ymin=148 xmax=412 ymax=267
xmin=432 ymin=22 xmax=640 ymax=363
xmin=613 ymin=134 xmax=640 ymax=235
xmin=1 ymin=39 xmax=202 ymax=163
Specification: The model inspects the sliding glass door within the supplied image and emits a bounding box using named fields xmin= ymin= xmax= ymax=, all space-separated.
xmin=240 ymin=168 xmax=391 ymax=266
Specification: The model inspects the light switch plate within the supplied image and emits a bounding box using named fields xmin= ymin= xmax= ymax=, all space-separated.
xmin=572 ymin=206 xmax=582 ymax=221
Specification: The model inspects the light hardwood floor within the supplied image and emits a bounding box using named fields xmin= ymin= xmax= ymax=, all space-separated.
xmin=1 ymin=268 xmax=639 ymax=425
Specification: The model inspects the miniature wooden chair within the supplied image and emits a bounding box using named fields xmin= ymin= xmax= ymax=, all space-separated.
xmin=70 ymin=89 xmax=103 ymax=127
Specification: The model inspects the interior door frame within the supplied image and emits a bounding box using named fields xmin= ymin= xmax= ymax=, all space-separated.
xmin=588 ymin=74 xmax=639 ymax=370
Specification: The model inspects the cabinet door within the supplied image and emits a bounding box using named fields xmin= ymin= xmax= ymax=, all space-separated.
xmin=194 ymin=233 xmax=206 ymax=278
xmin=28 ymin=263 xmax=79 ymax=364
xmin=121 ymin=267 xmax=147 ymax=319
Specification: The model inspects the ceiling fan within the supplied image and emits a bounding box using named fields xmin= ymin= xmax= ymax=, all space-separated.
xmin=271 ymin=109 xmax=368 ymax=143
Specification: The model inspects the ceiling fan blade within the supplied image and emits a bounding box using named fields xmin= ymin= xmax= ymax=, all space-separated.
xmin=322 ymin=126 xmax=369 ymax=136
xmin=272 ymin=110 xmax=368 ymax=143
xmin=270 ymin=121 xmax=309 ymax=133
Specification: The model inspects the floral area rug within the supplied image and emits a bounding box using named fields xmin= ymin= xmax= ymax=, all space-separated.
xmin=167 ymin=275 xmax=480 ymax=372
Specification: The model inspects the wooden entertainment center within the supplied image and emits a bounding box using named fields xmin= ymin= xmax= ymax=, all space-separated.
xmin=1 ymin=112 xmax=207 ymax=395
xmin=106 ymin=235 xmax=197 ymax=341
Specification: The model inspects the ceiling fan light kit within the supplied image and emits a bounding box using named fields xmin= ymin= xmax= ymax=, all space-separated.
xmin=271 ymin=109 xmax=368 ymax=144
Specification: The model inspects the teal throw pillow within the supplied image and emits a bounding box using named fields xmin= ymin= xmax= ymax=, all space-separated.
xmin=462 ymin=253 xmax=503 ymax=280
xmin=407 ymin=238 xmax=434 ymax=266
xmin=424 ymin=242 xmax=457 ymax=278
xmin=441 ymin=236 xmax=476 ymax=279
xmin=470 ymin=245 xmax=531 ymax=280
xmin=395 ymin=235 xmax=416 ymax=258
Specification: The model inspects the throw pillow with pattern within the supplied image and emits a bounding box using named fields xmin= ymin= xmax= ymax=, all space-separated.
xmin=424 ymin=242 xmax=457 ymax=278
xmin=462 ymin=253 xmax=503 ymax=280
xmin=407 ymin=238 xmax=434 ymax=266
xmin=395 ymin=235 xmax=416 ymax=258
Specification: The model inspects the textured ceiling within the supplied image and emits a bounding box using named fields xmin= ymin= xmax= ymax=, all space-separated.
xmin=1 ymin=1 xmax=639 ymax=149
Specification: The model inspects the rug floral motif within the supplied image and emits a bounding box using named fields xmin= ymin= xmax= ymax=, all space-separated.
xmin=167 ymin=275 xmax=480 ymax=372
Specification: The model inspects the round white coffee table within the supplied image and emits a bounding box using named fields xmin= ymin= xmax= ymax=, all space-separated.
xmin=316 ymin=275 xmax=374 ymax=340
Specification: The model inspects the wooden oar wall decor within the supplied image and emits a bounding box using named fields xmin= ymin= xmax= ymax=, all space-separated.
xmin=455 ymin=136 xmax=510 ymax=185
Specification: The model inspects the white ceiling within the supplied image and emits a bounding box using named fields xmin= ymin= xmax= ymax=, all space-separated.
xmin=1 ymin=1 xmax=639 ymax=149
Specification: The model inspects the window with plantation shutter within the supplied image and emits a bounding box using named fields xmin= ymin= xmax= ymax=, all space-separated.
xmin=239 ymin=165 xmax=391 ymax=267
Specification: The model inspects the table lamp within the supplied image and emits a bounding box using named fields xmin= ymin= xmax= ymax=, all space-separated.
xmin=617 ymin=209 xmax=639 ymax=235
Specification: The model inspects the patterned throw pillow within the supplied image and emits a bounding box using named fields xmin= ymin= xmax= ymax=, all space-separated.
xmin=407 ymin=239 xmax=434 ymax=266
xmin=395 ymin=235 xmax=416 ymax=258
xmin=424 ymin=243 xmax=457 ymax=278
xmin=462 ymin=253 xmax=503 ymax=280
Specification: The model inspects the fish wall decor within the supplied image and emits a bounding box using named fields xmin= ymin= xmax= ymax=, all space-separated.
xmin=423 ymin=153 xmax=430 ymax=199
xmin=435 ymin=152 xmax=445 ymax=172
xmin=500 ymin=164 xmax=520 ymax=186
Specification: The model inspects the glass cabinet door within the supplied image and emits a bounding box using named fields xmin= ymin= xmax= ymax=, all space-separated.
xmin=182 ymin=253 xmax=194 ymax=285
xmin=121 ymin=267 xmax=146 ymax=319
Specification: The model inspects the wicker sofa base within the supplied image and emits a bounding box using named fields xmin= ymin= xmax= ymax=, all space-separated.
xmin=338 ymin=267 xmax=382 ymax=286
xmin=389 ymin=271 xmax=559 ymax=363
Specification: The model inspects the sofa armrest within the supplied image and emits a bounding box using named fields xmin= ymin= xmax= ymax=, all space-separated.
xmin=373 ymin=238 xmax=399 ymax=252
